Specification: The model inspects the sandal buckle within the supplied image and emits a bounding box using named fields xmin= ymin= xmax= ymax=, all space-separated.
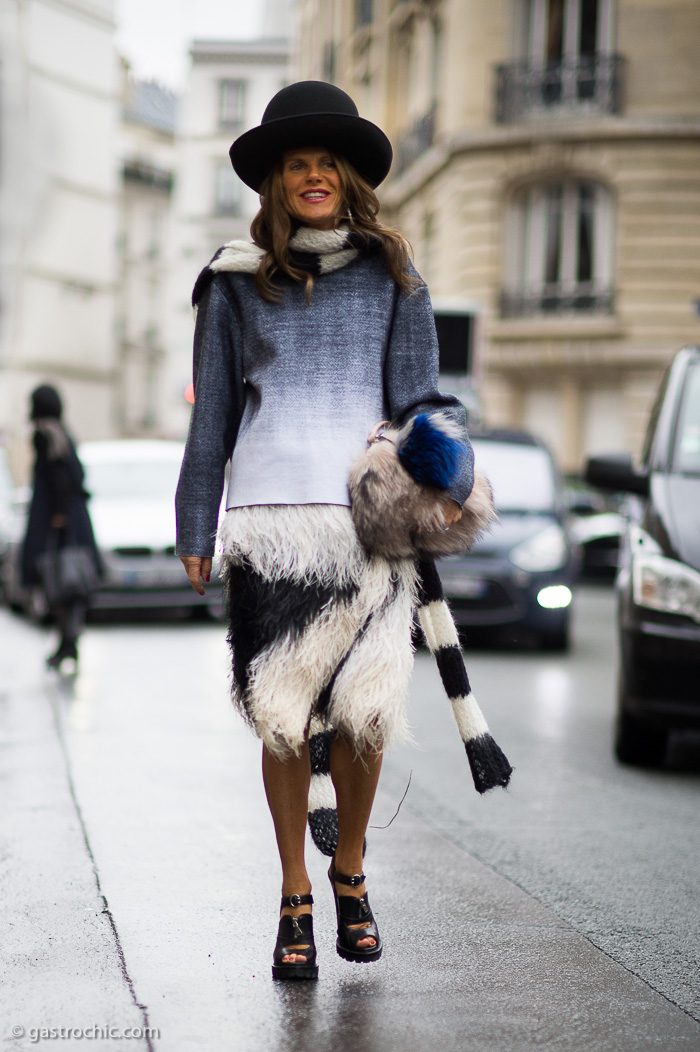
xmin=289 ymin=893 xmax=302 ymax=907
xmin=349 ymin=874 xmax=362 ymax=887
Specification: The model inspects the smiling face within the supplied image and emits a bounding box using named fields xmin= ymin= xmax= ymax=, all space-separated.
xmin=281 ymin=147 xmax=344 ymax=229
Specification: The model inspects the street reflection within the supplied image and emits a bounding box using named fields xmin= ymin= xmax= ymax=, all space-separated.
xmin=530 ymin=665 xmax=575 ymax=743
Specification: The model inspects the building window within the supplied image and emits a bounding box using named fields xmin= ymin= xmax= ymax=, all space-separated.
xmin=393 ymin=15 xmax=441 ymax=174
xmin=218 ymin=79 xmax=246 ymax=131
xmin=495 ymin=0 xmax=622 ymax=121
xmin=214 ymin=162 xmax=241 ymax=216
xmin=501 ymin=180 xmax=614 ymax=317
xmin=355 ymin=0 xmax=373 ymax=28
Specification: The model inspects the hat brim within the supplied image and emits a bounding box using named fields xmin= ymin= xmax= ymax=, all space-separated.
xmin=230 ymin=113 xmax=393 ymax=192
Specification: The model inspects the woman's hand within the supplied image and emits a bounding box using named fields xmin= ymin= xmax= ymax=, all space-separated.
xmin=180 ymin=555 xmax=212 ymax=595
xmin=414 ymin=499 xmax=463 ymax=534
xmin=442 ymin=501 xmax=463 ymax=527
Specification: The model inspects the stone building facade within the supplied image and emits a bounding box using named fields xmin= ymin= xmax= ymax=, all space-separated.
xmin=295 ymin=0 xmax=700 ymax=470
xmin=118 ymin=73 xmax=177 ymax=437
xmin=164 ymin=36 xmax=290 ymax=438
xmin=0 ymin=0 xmax=120 ymax=479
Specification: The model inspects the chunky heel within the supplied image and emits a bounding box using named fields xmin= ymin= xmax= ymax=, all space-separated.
xmin=271 ymin=893 xmax=318 ymax=980
xmin=328 ymin=860 xmax=382 ymax=963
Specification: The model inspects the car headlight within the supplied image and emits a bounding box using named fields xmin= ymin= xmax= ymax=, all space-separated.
xmin=509 ymin=525 xmax=568 ymax=573
xmin=633 ymin=554 xmax=700 ymax=622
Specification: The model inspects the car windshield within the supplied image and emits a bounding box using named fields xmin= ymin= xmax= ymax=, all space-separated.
xmin=672 ymin=362 xmax=700 ymax=475
xmin=471 ymin=439 xmax=557 ymax=513
xmin=83 ymin=457 xmax=183 ymax=501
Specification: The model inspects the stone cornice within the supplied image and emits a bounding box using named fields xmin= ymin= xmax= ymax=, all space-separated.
xmin=24 ymin=265 xmax=117 ymax=295
xmin=16 ymin=361 xmax=117 ymax=383
xmin=488 ymin=316 xmax=626 ymax=342
xmin=381 ymin=117 xmax=700 ymax=208
xmin=190 ymin=40 xmax=290 ymax=65
xmin=36 ymin=0 xmax=115 ymax=30
xmin=28 ymin=63 xmax=119 ymax=102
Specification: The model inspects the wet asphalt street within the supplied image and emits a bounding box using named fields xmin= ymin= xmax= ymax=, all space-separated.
xmin=2 ymin=586 xmax=700 ymax=1052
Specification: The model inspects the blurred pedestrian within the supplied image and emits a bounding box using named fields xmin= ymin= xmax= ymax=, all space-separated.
xmin=176 ymin=82 xmax=477 ymax=979
xmin=20 ymin=384 xmax=102 ymax=670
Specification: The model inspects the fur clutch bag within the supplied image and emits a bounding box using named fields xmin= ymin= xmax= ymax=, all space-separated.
xmin=348 ymin=412 xmax=496 ymax=558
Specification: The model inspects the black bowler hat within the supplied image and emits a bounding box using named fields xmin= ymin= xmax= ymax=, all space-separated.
xmin=230 ymin=81 xmax=393 ymax=192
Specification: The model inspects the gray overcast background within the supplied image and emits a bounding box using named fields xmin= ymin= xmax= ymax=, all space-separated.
xmin=115 ymin=0 xmax=266 ymax=88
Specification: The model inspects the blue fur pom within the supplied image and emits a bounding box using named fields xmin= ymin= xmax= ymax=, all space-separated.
xmin=398 ymin=413 xmax=462 ymax=489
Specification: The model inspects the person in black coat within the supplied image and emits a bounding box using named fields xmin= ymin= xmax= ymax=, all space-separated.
xmin=20 ymin=385 xmax=102 ymax=669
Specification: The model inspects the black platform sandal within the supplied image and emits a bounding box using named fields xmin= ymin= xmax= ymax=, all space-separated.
xmin=271 ymin=893 xmax=318 ymax=980
xmin=328 ymin=860 xmax=382 ymax=963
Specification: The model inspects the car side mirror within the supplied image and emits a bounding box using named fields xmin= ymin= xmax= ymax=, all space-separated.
xmin=584 ymin=455 xmax=649 ymax=497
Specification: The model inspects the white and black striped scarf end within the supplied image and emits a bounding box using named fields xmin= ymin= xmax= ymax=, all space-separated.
xmin=308 ymin=723 xmax=340 ymax=857
xmin=418 ymin=559 xmax=513 ymax=794
xmin=464 ymin=731 xmax=513 ymax=794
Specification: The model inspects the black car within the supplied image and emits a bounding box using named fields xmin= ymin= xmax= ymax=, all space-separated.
xmin=439 ymin=429 xmax=578 ymax=651
xmin=586 ymin=346 xmax=700 ymax=765
xmin=565 ymin=482 xmax=625 ymax=580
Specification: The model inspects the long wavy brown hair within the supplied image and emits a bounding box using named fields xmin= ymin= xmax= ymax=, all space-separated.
xmin=249 ymin=152 xmax=420 ymax=303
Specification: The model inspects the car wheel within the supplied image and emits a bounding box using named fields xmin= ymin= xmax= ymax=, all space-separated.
xmin=614 ymin=670 xmax=668 ymax=767
xmin=540 ymin=626 xmax=570 ymax=652
xmin=539 ymin=613 xmax=570 ymax=652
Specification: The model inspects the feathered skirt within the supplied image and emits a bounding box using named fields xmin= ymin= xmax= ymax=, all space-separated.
xmin=218 ymin=505 xmax=419 ymax=759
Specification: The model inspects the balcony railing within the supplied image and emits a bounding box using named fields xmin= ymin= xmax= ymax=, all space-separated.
xmin=394 ymin=104 xmax=437 ymax=175
xmin=495 ymin=54 xmax=624 ymax=123
xmin=499 ymin=284 xmax=615 ymax=318
xmin=123 ymin=160 xmax=173 ymax=193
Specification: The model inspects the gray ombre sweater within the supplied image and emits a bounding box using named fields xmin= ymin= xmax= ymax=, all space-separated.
xmin=176 ymin=247 xmax=474 ymax=557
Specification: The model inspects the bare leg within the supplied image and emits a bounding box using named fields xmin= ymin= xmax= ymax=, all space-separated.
xmin=262 ymin=742 xmax=312 ymax=964
xmin=330 ymin=734 xmax=383 ymax=948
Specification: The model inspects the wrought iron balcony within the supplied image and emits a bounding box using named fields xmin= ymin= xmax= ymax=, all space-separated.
xmin=394 ymin=104 xmax=437 ymax=175
xmin=123 ymin=160 xmax=173 ymax=193
xmin=495 ymin=54 xmax=624 ymax=123
xmin=499 ymin=284 xmax=615 ymax=319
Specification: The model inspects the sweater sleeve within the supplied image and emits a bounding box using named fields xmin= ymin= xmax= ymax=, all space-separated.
xmin=384 ymin=269 xmax=474 ymax=506
xmin=175 ymin=279 xmax=246 ymax=557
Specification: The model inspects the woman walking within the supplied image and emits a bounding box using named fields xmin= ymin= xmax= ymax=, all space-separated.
xmin=21 ymin=384 xmax=101 ymax=670
xmin=176 ymin=81 xmax=485 ymax=979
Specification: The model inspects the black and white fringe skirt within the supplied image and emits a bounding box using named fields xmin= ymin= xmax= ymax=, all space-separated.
xmin=219 ymin=505 xmax=418 ymax=759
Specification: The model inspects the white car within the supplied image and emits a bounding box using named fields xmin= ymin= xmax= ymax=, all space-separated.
xmin=2 ymin=440 xmax=224 ymax=617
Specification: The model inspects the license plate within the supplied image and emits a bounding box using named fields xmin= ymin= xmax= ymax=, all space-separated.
xmin=441 ymin=575 xmax=488 ymax=598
